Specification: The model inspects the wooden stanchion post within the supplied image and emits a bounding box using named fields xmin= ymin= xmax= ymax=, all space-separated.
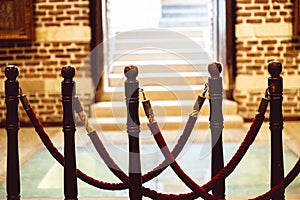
xmin=268 ymin=61 xmax=285 ymax=200
xmin=208 ymin=62 xmax=225 ymax=199
xmin=124 ymin=65 xmax=142 ymax=200
xmin=61 ymin=65 xmax=78 ymax=200
xmin=5 ymin=65 xmax=20 ymax=200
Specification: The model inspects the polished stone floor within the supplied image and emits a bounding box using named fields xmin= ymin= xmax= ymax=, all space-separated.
xmin=0 ymin=122 xmax=300 ymax=199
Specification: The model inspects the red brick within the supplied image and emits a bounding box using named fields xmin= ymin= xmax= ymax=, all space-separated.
xmin=39 ymin=49 xmax=47 ymax=53
xmin=56 ymin=16 xmax=71 ymax=21
xmin=279 ymin=11 xmax=287 ymax=15
xmin=57 ymin=5 xmax=71 ymax=9
xmin=34 ymin=55 xmax=51 ymax=59
xmin=43 ymin=74 xmax=57 ymax=78
xmin=245 ymin=6 xmax=261 ymax=10
xmin=62 ymin=42 xmax=72 ymax=46
xmin=265 ymin=52 xmax=280 ymax=57
xmin=16 ymin=55 xmax=32 ymax=60
xmin=246 ymin=19 xmax=262 ymax=23
xmin=238 ymin=12 xmax=251 ymax=17
xmin=56 ymin=54 xmax=70 ymax=58
xmin=67 ymin=10 xmax=80 ymax=15
xmin=266 ymin=18 xmax=281 ymax=23
xmin=254 ymin=12 xmax=267 ymax=16
xmin=49 ymin=0 xmax=65 ymax=2
xmin=74 ymin=16 xmax=89 ymax=21
xmin=25 ymin=74 xmax=40 ymax=78
xmin=39 ymin=5 xmax=54 ymax=10
xmin=236 ymin=0 xmax=251 ymax=3
xmin=269 ymin=12 xmax=277 ymax=16
xmin=284 ymin=17 xmax=292 ymax=23
xmin=64 ymin=22 xmax=80 ymax=26
xmin=25 ymin=61 xmax=40 ymax=66
xmin=41 ymin=17 xmax=53 ymax=22
xmin=43 ymin=61 xmax=58 ymax=66
xmin=49 ymin=11 xmax=64 ymax=15
xmin=67 ymin=48 xmax=81 ymax=52
xmin=25 ymin=49 xmax=38 ymax=54
xmin=272 ymin=0 xmax=288 ymax=2
xmin=49 ymin=49 xmax=64 ymax=53
xmin=35 ymin=11 xmax=46 ymax=16
xmin=74 ymin=4 xmax=89 ymax=8
xmin=255 ymin=0 xmax=269 ymax=3
xmin=262 ymin=40 xmax=277 ymax=45
xmin=9 ymin=49 xmax=23 ymax=54
xmin=17 ymin=42 xmax=33 ymax=47
xmin=0 ymin=56 xmax=13 ymax=61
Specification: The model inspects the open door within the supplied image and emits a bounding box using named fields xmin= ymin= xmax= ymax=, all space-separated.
xmin=91 ymin=0 xmax=236 ymax=101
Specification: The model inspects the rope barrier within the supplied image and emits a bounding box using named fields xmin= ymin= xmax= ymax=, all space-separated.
xmin=22 ymin=86 xmax=300 ymax=200
xmin=73 ymin=85 xmax=206 ymax=185
xmin=20 ymin=89 xmax=220 ymax=199
xmin=20 ymin=92 xmax=128 ymax=190
xmin=13 ymin=61 xmax=300 ymax=199
xmin=251 ymin=158 xmax=300 ymax=200
xmin=141 ymin=90 xmax=269 ymax=199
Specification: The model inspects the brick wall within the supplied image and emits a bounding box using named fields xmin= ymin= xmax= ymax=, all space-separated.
xmin=234 ymin=0 xmax=300 ymax=120
xmin=0 ymin=0 xmax=93 ymax=126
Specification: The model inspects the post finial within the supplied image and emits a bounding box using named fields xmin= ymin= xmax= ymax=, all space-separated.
xmin=62 ymin=65 xmax=75 ymax=80
xmin=268 ymin=61 xmax=282 ymax=77
xmin=124 ymin=65 xmax=138 ymax=80
xmin=5 ymin=65 xmax=19 ymax=80
xmin=208 ymin=62 xmax=222 ymax=77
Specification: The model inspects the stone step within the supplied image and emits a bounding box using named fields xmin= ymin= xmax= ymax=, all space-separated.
xmin=112 ymin=50 xmax=210 ymax=62
xmin=111 ymin=63 xmax=208 ymax=74
xmin=162 ymin=2 xmax=208 ymax=10
xmin=159 ymin=18 xmax=210 ymax=28
xmin=89 ymin=115 xmax=244 ymax=131
xmin=113 ymin=38 xmax=206 ymax=51
xmin=99 ymin=85 xmax=214 ymax=101
xmin=108 ymin=71 xmax=209 ymax=87
xmin=115 ymin=28 xmax=206 ymax=40
xmin=162 ymin=11 xmax=209 ymax=18
xmin=90 ymin=99 xmax=239 ymax=118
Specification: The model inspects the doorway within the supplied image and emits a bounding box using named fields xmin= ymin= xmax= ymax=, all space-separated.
xmin=91 ymin=0 xmax=234 ymax=101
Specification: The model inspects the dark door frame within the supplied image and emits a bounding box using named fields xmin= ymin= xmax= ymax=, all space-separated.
xmin=225 ymin=0 xmax=236 ymax=99
xmin=214 ymin=0 xmax=236 ymax=99
xmin=90 ymin=0 xmax=104 ymax=101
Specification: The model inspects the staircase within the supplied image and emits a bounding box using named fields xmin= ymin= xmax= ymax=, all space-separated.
xmin=90 ymin=1 xmax=243 ymax=133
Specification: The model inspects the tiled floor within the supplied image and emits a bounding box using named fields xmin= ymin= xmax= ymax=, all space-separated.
xmin=0 ymin=122 xmax=300 ymax=199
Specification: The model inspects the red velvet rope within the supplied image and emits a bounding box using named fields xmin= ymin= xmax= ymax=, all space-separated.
xmin=22 ymin=94 xmax=299 ymax=199
xmin=21 ymin=96 xmax=218 ymax=199
xmin=251 ymin=158 xmax=300 ymax=200
xmin=24 ymin=108 xmax=127 ymax=190
xmin=142 ymin=116 xmax=198 ymax=183
xmin=143 ymin=98 xmax=268 ymax=199
xmin=149 ymin=123 xmax=220 ymax=200
xmin=73 ymin=96 xmax=200 ymax=184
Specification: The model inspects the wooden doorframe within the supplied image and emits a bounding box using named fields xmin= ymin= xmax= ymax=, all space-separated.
xmin=225 ymin=0 xmax=236 ymax=99
xmin=90 ymin=0 xmax=105 ymax=101
xmin=214 ymin=0 xmax=236 ymax=99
